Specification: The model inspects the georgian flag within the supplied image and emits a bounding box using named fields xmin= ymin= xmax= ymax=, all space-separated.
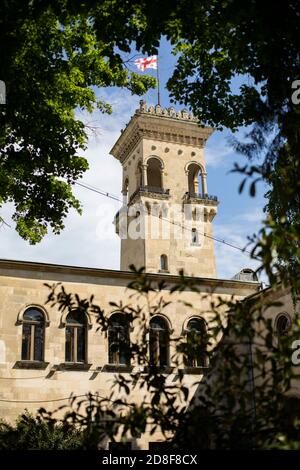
xmin=134 ymin=55 xmax=158 ymax=71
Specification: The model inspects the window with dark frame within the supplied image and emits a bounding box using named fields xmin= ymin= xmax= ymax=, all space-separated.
xmin=21 ymin=308 xmax=45 ymax=362
xmin=191 ymin=228 xmax=199 ymax=245
xmin=185 ymin=317 xmax=207 ymax=368
xmin=108 ymin=313 xmax=130 ymax=365
xmin=160 ymin=254 xmax=168 ymax=271
xmin=275 ymin=313 xmax=291 ymax=337
xmin=149 ymin=317 xmax=169 ymax=367
xmin=147 ymin=157 xmax=163 ymax=189
xmin=65 ymin=310 xmax=87 ymax=363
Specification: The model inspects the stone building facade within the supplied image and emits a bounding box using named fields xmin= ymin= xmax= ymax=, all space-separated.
xmin=0 ymin=101 xmax=286 ymax=449
xmin=0 ymin=260 xmax=259 ymax=448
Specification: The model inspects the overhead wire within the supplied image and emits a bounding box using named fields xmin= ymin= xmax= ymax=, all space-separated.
xmin=74 ymin=180 xmax=254 ymax=256
xmin=0 ymin=181 xmax=255 ymax=400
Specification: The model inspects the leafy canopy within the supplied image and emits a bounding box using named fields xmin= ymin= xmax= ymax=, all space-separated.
xmin=0 ymin=1 xmax=157 ymax=243
xmin=1 ymin=1 xmax=300 ymax=267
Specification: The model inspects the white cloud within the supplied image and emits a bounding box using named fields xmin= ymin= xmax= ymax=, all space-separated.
xmin=237 ymin=207 xmax=265 ymax=224
xmin=0 ymin=89 xmax=266 ymax=282
xmin=205 ymin=126 xmax=258 ymax=169
xmin=213 ymin=218 xmax=265 ymax=281
xmin=0 ymin=89 xmax=141 ymax=270
xmin=205 ymin=145 xmax=234 ymax=168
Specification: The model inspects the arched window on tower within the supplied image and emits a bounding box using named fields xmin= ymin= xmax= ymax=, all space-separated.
xmin=185 ymin=318 xmax=208 ymax=367
xmin=65 ymin=310 xmax=87 ymax=363
xmin=160 ymin=254 xmax=169 ymax=272
xmin=191 ymin=228 xmax=199 ymax=245
xmin=145 ymin=202 xmax=151 ymax=215
xmin=108 ymin=313 xmax=130 ymax=365
xmin=21 ymin=307 xmax=45 ymax=362
xmin=187 ymin=163 xmax=203 ymax=197
xmin=149 ymin=316 xmax=170 ymax=367
xmin=147 ymin=157 xmax=163 ymax=190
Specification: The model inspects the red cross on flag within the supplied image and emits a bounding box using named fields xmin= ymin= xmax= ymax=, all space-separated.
xmin=134 ymin=55 xmax=158 ymax=71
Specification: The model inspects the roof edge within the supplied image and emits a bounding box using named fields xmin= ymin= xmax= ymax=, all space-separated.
xmin=0 ymin=258 xmax=261 ymax=290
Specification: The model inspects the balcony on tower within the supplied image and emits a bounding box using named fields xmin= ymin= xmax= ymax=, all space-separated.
xmin=183 ymin=191 xmax=218 ymax=206
xmin=127 ymin=156 xmax=170 ymax=204
xmin=109 ymin=100 xmax=218 ymax=277
xmin=129 ymin=185 xmax=170 ymax=205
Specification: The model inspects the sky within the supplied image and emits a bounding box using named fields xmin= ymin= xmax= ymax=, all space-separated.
xmin=0 ymin=38 xmax=268 ymax=281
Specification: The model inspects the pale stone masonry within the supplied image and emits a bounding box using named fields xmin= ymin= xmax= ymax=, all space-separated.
xmin=0 ymin=101 xmax=281 ymax=449
xmin=111 ymin=101 xmax=218 ymax=278
xmin=0 ymin=259 xmax=259 ymax=448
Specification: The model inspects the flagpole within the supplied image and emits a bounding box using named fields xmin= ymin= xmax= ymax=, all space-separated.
xmin=156 ymin=56 xmax=161 ymax=106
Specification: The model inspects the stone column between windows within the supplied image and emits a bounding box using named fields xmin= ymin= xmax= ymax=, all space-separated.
xmin=160 ymin=169 xmax=164 ymax=189
xmin=202 ymin=172 xmax=207 ymax=196
xmin=142 ymin=164 xmax=148 ymax=187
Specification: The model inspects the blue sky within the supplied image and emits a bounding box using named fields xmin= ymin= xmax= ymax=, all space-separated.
xmin=0 ymin=38 xmax=267 ymax=280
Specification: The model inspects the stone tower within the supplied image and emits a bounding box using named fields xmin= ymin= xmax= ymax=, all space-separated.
xmin=110 ymin=101 xmax=218 ymax=278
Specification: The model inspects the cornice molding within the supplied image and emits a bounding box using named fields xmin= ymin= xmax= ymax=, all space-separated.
xmin=0 ymin=259 xmax=260 ymax=293
xmin=110 ymin=101 xmax=214 ymax=163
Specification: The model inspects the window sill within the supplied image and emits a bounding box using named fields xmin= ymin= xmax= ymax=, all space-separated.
xmin=102 ymin=364 xmax=133 ymax=373
xmin=14 ymin=361 xmax=49 ymax=370
xmin=158 ymin=269 xmax=170 ymax=274
xmin=59 ymin=362 xmax=92 ymax=371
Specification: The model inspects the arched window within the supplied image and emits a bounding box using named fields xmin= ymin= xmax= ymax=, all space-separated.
xmin=145 ymin=202 xmax=151 ymax=215
xmin=65 ymin=310 xmax=87 ymax=363
xmin=21 ymin=308 xmax=45 ymax=361
xmin=275 ymin=313 xmax=291 ymax=337
xmin=149 ymin=317 xmax=170 ymax=367
xmin=160 ymin=254 xmax=168 ymax=272
xmin=108 ymin=313 xmax=130 ymax=365
xmin=191 ymin=228 xmax=199 ymax=245
xmin=185 ymin=318 xmax=207 ymax=367
xmin=147 ymin=157 xmax=163 ymax=189
xmin=187 ymin=163 xmax=202 ymax=196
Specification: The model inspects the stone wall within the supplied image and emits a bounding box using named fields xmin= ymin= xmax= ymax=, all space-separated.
xmin=0 ymin=260 xmax=259 ymax=449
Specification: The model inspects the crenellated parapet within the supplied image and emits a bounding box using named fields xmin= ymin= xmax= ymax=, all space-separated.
xmin=110 ymin=100 xmax=213 ymax=163
xmin=136 ymin=100 xmax=198 ymax=122
xmin=110 ymin=100 xmax=218 ymax=278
